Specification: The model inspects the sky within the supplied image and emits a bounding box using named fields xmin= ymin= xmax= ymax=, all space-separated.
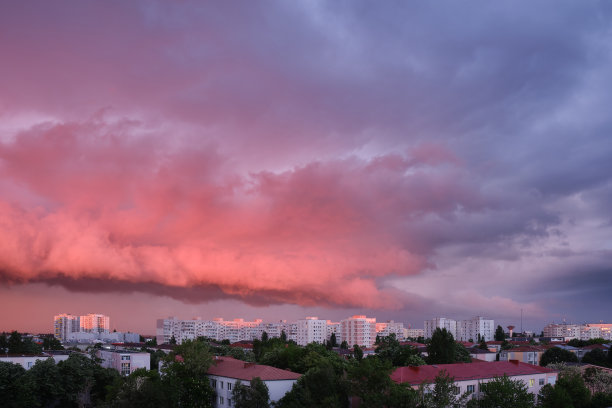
xmin=1 ymin=1 xmax=611 ymax=335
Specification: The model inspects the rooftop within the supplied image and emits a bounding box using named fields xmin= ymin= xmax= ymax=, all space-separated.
xmin=391 ymin=361 xmax=556 ymax=385
xmin=207 ymin=357 xmax=301 ymax=381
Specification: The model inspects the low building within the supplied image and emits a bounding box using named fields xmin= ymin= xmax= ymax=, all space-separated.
xmin=499 ymin=346 xmax=547 ymax=365
xmin=469 ymin=348 xmax=497 ymax=362
xmin=207 ymin=356 xmax=301 ymax=408
xmin=97 ymin=349 xmax=150 ymax=376
xmin=0 ymin=352 xmax=71 ymax=369
xmin=391 ymin=361 xmax=557 ymax=399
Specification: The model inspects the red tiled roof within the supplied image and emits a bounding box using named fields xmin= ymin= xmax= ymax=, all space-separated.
xmin=503 ymin=346 xmax=546 ymax=352
xmin=207 ymin=357 xmax=301 ymax=381
xmin=391 ymin=361 xmax=556 ymax=385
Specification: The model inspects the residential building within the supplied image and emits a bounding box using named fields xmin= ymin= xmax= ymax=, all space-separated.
xmin=80 ymin=313 xmax=110 ymax=334
xmin=456 ymin=316 xmax=495 ymax=342
xmin=296 ymin=317 xmax=327 ymax=346
xmin=54 ymin=314 xmax=81 ymax=342
xmin=207 ymin=356 xmax=300 ymax=408
xmin=156 ymin=317 xmax=299 ymax=345
xmin=376 ymin=321 xmax=405 ymax=340
xmin=543 ymin=323 xmax=612 ymax=341
xmin=97 ymin=349 xmax=150 ymax=376
xmin=499 ymin=346 xmax=547 ymax=365
xmin=0 ymin=352 xmax=71 ymax=369
xmin=391 ymin=361 xmax=557 ymax=399
xmin=424 ymin=318 xmax=457 ymax=339
xmin=340 ymin=315 xmax=377 ymax=348
xmin=404 ymin=328 xmax=425 ymax=339
xmin=469 ymin=348 xmax=497 ymax=362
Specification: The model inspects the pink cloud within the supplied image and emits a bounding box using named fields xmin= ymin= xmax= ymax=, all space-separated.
xmin=0 ymin=117 xmax=485 ymax=310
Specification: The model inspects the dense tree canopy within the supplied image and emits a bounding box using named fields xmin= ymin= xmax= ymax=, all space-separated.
xmin=540 ymin=347 xmax=579 ymax=366
xmin=475 ymin=375 xmax=534 ymax=408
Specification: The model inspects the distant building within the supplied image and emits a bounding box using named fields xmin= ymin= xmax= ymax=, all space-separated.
xmin=456 ymin=316 xmax=495 ymax=342
xmin=54 ymin=314 xmax=81 ymax=342
xmin=375 ymin=321 xmax=405 ymax=340
xmin=499 ymin=346 xmax=547 ymax=365
xmin=54 ymin=313 xmax=110 ymax=341
xmin=424 ymin=318 xmax=457 ymax=339
xmin=0 ymin=352 xmax=71 ymax=369
xmin=296 ymin=317 xmax=327 ymax=346
xmin=392 ymin=361 xmax=557 ymax=399
xmin=97 ymin=349 xmax=150 ymax=376
xmin=404 ymin=328 xmax=425 ymax=339
xmin=207 ymin=356 xmax=300 ymax=408
xmin=340 ymin=315 xmax=377 ymax=348
xmin=543 ymin=323 xmax=612 ymax=341
xmin=424 ymin=316 xmax=495 ymax=342
xmin=80 ymin=314 xmax=110 ymax=334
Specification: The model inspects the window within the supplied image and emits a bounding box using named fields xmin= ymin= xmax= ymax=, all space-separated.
xmin=529 ymin=379 xmax=535 ymax=387
xmin=27 ymin=362 xmax=33 ymax=368
xmin=228 ymin=383 xmax=232 ymax=390
xmin=219 ymin=396 xmax=224 ymax=405
xmin=452 ymin=386 xmax=460 ymax=395
xmin=220 ymin=381 xmax=224 ymax=389
xmin=211 ymin=379 xmax=217 ymax=388
xmin=121 ymin=355 xmax=131 ymax=360
xmin=121 ymin=362 xmax=131 ymax=376
xmin=228 ymin=399 xmax=232 ymax=407
xmin=539 ymin=378 xmax=545 ymax=386
xmin=467 ymin=385 xmax=475 ymax=393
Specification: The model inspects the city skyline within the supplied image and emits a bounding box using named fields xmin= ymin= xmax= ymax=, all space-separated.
xmin=1 ymin=2 xmax=611 ymax=334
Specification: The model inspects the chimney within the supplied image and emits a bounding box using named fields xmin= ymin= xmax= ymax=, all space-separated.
xmin=509 ymin=359 xmax=519 ymax=365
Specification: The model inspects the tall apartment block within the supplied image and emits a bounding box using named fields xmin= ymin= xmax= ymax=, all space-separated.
xmin=543 ymin=323 xmax=612 ymax=340
xmin=340 ymin=315 xmax=377 ymax=348
xmin=54 ymin=313 xmax=110 ymax=341
xmin=424 ymin=316 xmax=495 ymax=341
xmin=54 ymin=314 xmax=81 ymax=342
xmin=296 ymin=317 xmax=327 ymax=346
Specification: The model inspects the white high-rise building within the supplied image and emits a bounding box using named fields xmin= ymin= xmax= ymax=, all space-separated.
xmin=375 ymin=321 xmax=405 ymax=340
xmin=296 ymin=317 xmax=327 ymax=346
xmin=54 ymin=314 xmax=81 ymax=342
xmin=456 ymin=316 xmax=495 ymax=342
xmin=340 ymin=315 xmax=377 ymax=348
xmin=424 ymin=318 xmax=457 ymax=340
xmin=80 ymin=313 xmax=110 ymax=334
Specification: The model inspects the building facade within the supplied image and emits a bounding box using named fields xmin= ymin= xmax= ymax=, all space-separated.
xmin=424 ymin=318 xmax=457 ymax=339
xmin=296 ymin=317 xmax=327 ymax=346
xmin=543 ymin=323 xmax=612 ymax=341
xmin=97 ymin=349 xmax=150 ymax=376
xmin=207 ymin=357 xmax=300 ymax=408
xmin=339 ymin=315 xmax=377 ymax=348
xmin=54 ymin=314 xmax=81 ymax=342
xmin=456 ymin=316 xmax=495 ymax=342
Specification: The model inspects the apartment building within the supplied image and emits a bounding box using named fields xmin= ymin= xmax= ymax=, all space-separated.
xmin=456 ymin=316 xmax=495 ymax=342
xmin=424 ymin=317 xmax=457 ymax=339
xmin=208 ymin=357 xmax=300 ymax=408
xmin=543 ymin=323 xmax=612 ymax=340
xmin=54 ymin=314 xmax=81 ymax=342
xmin=97 ymin=349 xmax=150 ymax=376
xmin=296 ymin=317 xmax=327 ymax=346
xmin=340 ymin=315 xmax=377 ymax=348
xmin=392 ymin=361 xmax=557 ymax=399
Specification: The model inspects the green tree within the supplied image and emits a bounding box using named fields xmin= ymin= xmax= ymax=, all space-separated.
xmin=555 ymin=369 xmax=591 ymax=408
xmin=275 ymin=360 xmax=349 ymax=408
xmin=582 ymin=348 xmax=609 ymax=367
xmin=329 ymin=333 xmax=337 ymax=348
xmin=538 ymin=384 xmax=573 ymax=408
xmin=261 ymin=331 xmax=269 ymax=342
xmin=57 ymin=353 xmax=100 ymax=407
xmin=427 ymin=328 xmax=455 ymax=364
xmin=42 ymin=336 xmax=64 ymax=350
xmin=340 ymin=341 xmax=348 ymax=349
xmin=0 ymin=361 xmax=37 ymax=407
xmin=353 ymin=345 xmax=363 ymax=362
xmin=169 ymin=335 xmax=177 ymax=345
xmin=375 ymin=334 xmax=425 ymax=367
xmin=478 ymin=340 xmax=488 ymax=350
xmin=421 ymin=370 xmax=470 ymax=408
xmin=28 ymin=357 xmax=64 ymax=407
xmin=591 ymin=392 xmax=612 ymax=408
xmin=494 ymin=326 xmax=505 ymax=341
xmin=233 ymin=377 xmax=270 ymax=408
xmin=540 ymin=347 xmax=579 ymax=366
xmin=347 ymin=357 xmax=395 ymax=408
xmin=476 ymin=375 xmax=534 ymax=408
xmin=280 ymin=330 xmax=287 ymax=342
xmin=454 ymin=343 xmax=471 ymax=363
xmin=110 ymin=368 xmax=169 ymax=407
xmin=162 ymin=339 xmax=215 ymax=408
